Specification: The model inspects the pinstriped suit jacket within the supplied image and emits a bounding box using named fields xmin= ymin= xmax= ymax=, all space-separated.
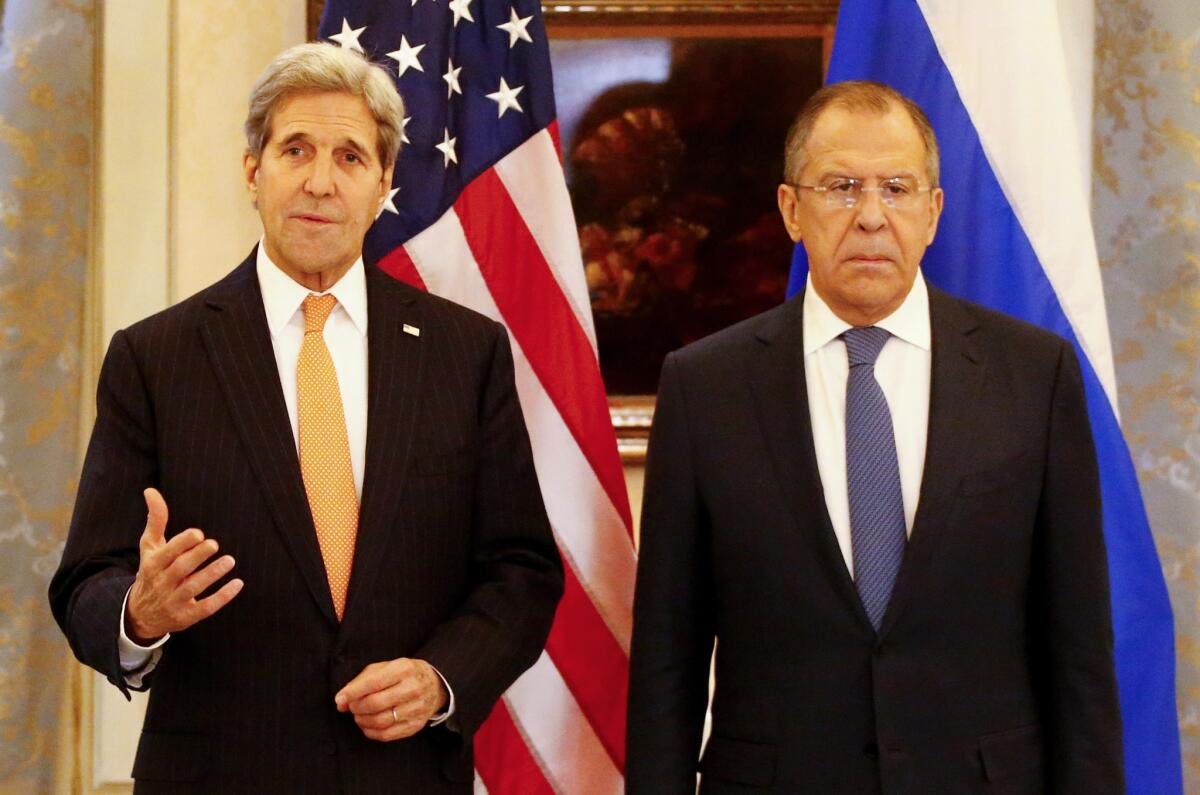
xmin=50 ymin=250 xmax=564 ymax=794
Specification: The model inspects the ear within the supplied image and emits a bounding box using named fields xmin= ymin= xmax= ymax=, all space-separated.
xmin=777 ymin=183 xmax=803 ymax=243
xmin=925 ymin=186 xmax=945 ymax=245
xmin=243 ymin=151 xmax=260 ymax=200
xmin=378 ymin=163 xmax=395 ymax=203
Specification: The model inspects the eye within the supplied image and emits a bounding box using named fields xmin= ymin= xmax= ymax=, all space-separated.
xmin=826 ymin=178 xmax=860 ymax=194
xmin=284 ymin=146 xmax=305 ymax=157
xmin=344 ymin=152 xmax=361 ymax=164
xmin=882 ymin=178 xmax=914 ymax=195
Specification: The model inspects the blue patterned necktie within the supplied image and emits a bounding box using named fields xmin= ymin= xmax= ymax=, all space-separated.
xmin=843 ymin=326 xmax=907 ymax=630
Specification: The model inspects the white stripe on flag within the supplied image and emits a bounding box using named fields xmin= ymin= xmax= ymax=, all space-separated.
xmin=916 ymin=0 xmax=1118 ymax=408
xmin=494 ymin=129 xmax=599 ymax=352
xmin=509 ymin=333 xmax=636 ymax=650
xmin=404 ymin=205 xmax=636 ymax=648
xmin=505 ymin=653 xmax=624 ymax=795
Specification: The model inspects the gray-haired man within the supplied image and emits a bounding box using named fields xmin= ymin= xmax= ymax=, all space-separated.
xmin=51 ymin=43 xmax=562 ymax=793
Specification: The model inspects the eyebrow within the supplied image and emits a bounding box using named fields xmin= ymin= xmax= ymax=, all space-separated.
xmin=278 ymin=131 xmax=372 ymax=161
xmin=815 ymin=168 xmax=921 ymax=181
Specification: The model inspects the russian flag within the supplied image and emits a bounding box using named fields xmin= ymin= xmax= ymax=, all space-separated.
xmin=787 ymin=2 xmax=1182 ymax=792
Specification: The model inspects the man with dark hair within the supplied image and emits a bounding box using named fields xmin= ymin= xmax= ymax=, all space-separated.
xmin=50 ymin=43 xmax=562 ymax=793
xmin=626 ymin=80 xmax=1123 ymax=794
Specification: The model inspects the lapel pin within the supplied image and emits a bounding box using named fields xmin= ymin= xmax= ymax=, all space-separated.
xmin=403 ymin=324 xmax=421 ymax=337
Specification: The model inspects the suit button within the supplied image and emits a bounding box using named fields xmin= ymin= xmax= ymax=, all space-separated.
xmin=862 ymin=743 xmax=879 ymax=761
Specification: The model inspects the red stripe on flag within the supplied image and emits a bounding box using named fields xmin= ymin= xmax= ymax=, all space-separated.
xmin=377 ymin=244 xmax=427 ymax=290
xmin=454 ymin=169 xmax=633 ymax=531
xmin=547 ymin=120 xmax=564 ymax=166
xmin=475 ymin=699 xmax=558 ymax=795
xmin=546 ymin=560 xmax=629 ymax=771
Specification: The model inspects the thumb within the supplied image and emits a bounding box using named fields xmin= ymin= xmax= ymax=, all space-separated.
xmin=143 ymin=487 xmax=168 ymax=543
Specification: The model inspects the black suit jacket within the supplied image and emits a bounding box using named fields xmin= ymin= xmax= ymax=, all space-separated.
xmin=626 ymin=285 xmax=1123 ymax=795
xmin=50 ymin=251 xmax=563 ymax=794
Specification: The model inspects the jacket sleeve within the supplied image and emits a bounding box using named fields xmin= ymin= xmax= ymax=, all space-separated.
xmin=1034 ymin=340 xmax=1124 ymax=793
xmin=414 ymin=323 xmax=564 ymax=740
xmin=49 ymin=329 xmax=159 ymax=699
xmin=626 ymin=352 xmax=715 ymax=794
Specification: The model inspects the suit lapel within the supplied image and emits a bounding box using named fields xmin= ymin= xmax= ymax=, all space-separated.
xmin=199 ymin=252 xmax=337 ymax=625
xmin=877 ymin=285 xmax=985 ymax=638
xmin=338 ymin=265 xmax=425 ymax=632
xmin=747 ymin=293 xmax=871 ymax=627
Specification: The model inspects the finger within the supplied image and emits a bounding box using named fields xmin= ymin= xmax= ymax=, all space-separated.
xmin=143 ymin=528 xmax=206 ymax=578
xmin=161 ymin=527 xmax=209 ymax=559
xmin=346 ymin=680 xmax=413 ymax=715
xmin=188 ymin=577 xmax=243 ymax=622
xmin=336 ymin=661 xmax=405 ymax=710
xmin=177 ymin=553 xmax=235 ymax=600
xmin=143 ymin=488 xmax=169 ymax=544
xmin=166 ymin=538 xmax=221 ymax=583
xmin=353 ymin=707 xmax=399 ymax=731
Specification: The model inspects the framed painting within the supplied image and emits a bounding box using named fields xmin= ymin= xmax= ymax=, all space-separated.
xmin=545 ymin=1 xmax=838 ymax=460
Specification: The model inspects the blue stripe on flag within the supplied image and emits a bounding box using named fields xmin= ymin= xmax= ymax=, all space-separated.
xmin=788 ymin=2 xmax=1182 ymax=791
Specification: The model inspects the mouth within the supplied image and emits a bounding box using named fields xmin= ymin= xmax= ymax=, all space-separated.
xmin=846 ymin=254 xmax=893 ymax=264
xmin=292 ymin=213 xmax=335 ymax=225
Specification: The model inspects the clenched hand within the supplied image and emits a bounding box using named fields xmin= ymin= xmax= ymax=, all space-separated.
xmin=335 ymin=658 xmax=450 ymax=741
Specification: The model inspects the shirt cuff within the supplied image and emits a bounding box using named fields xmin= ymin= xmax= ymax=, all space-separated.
xmin=426 ymin=665 xmax=456 ymax=727
xmin=118 ymin=586 xmax=169 ymax=687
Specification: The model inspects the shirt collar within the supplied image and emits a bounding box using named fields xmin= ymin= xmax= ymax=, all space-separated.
xmin=255 ymin=241 xmax=368 ymax=337
xmin=802 ymin=268 xmax=931 ymax=355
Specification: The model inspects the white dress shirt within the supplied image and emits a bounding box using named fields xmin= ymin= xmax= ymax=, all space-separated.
xmin=803 ymin=272 xmax=932 ymax=578
xmin=118 ymin=246 xmax=454 ymax=722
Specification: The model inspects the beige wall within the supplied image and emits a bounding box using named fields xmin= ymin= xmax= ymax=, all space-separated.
xmin=170 ymin=1 xmax=308 ymax=301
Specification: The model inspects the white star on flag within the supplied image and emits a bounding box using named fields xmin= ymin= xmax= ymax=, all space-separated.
xmin=443 ymin=60 xmax=463 ymax=98
xmin=377 ymin=187 xmax=400 ymax=218
xmin=399 ymin=115 xmax=412 ymax=145
xmin=329 ymin=18 xmax=367 ymax=53
xmin=435 ymin=128 xmax=458 ymax=166
xmin=387 ymin=36 xmax=426 ymax=77
xmin=448 ymin=0 xmax=475 ymax=26
xmin=497 ymin=8 xmax=533 ymax=48
xmin=485 ymin=77 xmax=524 ymax=117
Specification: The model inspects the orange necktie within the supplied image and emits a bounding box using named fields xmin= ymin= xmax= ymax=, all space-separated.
xmin=298 ymin=294 xmax=359 ymax=620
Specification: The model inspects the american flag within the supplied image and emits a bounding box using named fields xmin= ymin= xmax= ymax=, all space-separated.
xmin=318 ymin=2 xmax=635 ymax=792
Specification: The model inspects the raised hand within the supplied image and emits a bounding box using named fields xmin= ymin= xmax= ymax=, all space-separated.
xmin=125 ymin=487 xmax=244 ymax=644
xmin=334 ymin=658 xmax=450 ymax=741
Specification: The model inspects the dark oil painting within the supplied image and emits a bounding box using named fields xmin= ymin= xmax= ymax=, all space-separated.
xmin=549 ymin=35 xmax=826 ymax=395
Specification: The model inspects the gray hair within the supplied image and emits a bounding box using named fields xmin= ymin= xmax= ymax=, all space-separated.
xmin=782 ymin=80 xmax=940 ymax=188
xmin=245 ymin=42 xmax=404 ymax=169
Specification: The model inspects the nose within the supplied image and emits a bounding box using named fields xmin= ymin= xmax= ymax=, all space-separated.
xmin=854 ymin=189 xmax=887 ymax=232
xmin=304 ymin=152 xmax=336 ymax=198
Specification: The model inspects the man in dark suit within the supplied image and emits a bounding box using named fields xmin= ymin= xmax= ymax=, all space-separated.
xmin=626 ymin=81 xmax=1123 ymax=794
xmin=50 ymin=43 xmax=562 ymax=793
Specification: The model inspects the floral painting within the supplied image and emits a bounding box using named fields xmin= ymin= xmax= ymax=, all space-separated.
xmin=550 ymin=35 xmax=827 ymax=394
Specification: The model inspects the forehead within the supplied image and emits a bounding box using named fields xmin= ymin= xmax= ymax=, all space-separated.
xmin=802 ymin=104 xmax=926 ymax=178
xmin=267 ymin=91 xmax=378 ymax=146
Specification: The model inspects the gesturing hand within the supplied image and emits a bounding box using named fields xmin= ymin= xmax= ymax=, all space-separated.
xmin=125 ymin=488 xmax=244 ymax=644
xmin=334 ymin=658 xmax=450 ymax=741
